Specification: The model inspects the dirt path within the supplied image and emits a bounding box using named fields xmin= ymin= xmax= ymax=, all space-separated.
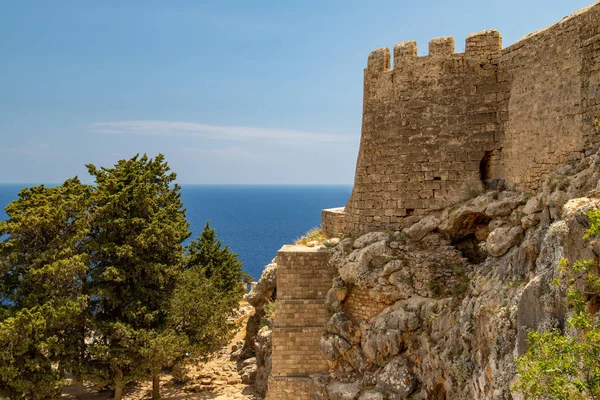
xmin=62 ymin=303 xmax=260 ymax=400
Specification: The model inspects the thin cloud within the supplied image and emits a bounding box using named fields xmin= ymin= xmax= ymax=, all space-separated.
xmin=88 ymin=120 xmax=355 ymax=143
xmin=179 ymin=146 xmax=259 ymax=160
xmin=1 ymin=143 xmax=51 ymax=155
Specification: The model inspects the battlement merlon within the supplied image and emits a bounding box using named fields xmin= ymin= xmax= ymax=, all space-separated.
xmin=366 ymin=47 xmax=390 ymax=73
xmin=366 ymin=30 xmax=502 ymax=72
xmin=429 ymin=36 xmax=455 ymax=56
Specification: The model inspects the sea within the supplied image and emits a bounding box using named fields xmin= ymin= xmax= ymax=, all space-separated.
xmin=0 ymin=184 xmax=352 ymax=280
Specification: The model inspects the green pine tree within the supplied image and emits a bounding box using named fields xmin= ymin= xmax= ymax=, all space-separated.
xmin=0 ymin=178 xmax=91 ymax=399
xmin=0 ymin=155 xmax=249 ymax=399
xmin=85 ymin=154 xmax=190 ymax=400
xmin=186 ymin=222 xmax=251 ymax=307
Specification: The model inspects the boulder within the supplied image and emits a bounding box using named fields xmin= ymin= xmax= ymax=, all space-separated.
xmin=327 ymin=380 xmax=362 ymax=400
xmin=362 ymin=305 xmax=419 ymax=365
xmin=254 ymin=327 xmax=272 ymax=395
xmin=339 ymin=241 xmax=393 ymax=287
xmin=358 ymin=391 xmax=385 ymax=400
xmin=485 ymin=226 xmax=523 ymax=257
xmin=238 ymin=357 xmax=257 ymax=384
xmin=404 ymin=215 xmax=440 ymax=241
xmin=522 ymin=194 xmax=544 ymax=215
xmin=353 ymin=232 xmax=390 ymax=249
xmin=376 ymin=355 xmax=417 ymax=396
xmin=246 ymin=263 xmax=276 ymax=308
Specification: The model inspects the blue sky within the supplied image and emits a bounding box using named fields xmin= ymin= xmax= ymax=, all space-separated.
xmin=0 ymin=0 xmax=593 ymax=184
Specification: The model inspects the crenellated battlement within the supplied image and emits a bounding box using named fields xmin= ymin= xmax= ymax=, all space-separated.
xmin=345 ymin=3 xmax=600 ymax=235
xmin=367 ymin=30 xmax=502 ymax=75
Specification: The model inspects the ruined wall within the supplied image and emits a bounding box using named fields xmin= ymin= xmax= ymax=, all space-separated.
xmin=266 ymin=246 xmax=335 ymax=400
xmin=500 ymin=3 xmax=600 ymax=188
xmin=343 ymin=2 xmax=600 ymax=235
xmin=343 ymin=286 xmax=387 ymax=323
xmin=322 ymin=207 xmax=345 ymax=237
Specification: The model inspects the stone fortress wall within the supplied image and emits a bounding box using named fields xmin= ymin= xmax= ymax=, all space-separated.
xmin=265 ymin=3 xmax=600 ymax=399
xmin=344 ymin=2 xmax=600 ymax=234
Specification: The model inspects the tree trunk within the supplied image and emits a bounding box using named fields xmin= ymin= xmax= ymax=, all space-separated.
xmin=113 ymin=384 xmax=123 ymax=400
xmin=152 ymin=372 xmax=161 ymax=399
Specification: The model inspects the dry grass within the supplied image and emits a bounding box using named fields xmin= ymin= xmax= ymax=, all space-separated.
xmin=294 ymin=227 xmax=329 ymax=246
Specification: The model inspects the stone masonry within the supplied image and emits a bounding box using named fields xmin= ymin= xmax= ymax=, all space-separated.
xmin=344 ymin=2 xmax=600 ymax=234
xmin=321 ymin=207 xmax=345 ymax=237
xmin=266 ymin=245 xmax=336 ymax=400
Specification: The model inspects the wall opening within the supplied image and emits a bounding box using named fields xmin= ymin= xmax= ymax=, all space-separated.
xmin=406 ymin=208 xmax=415 ymax=216
xmin=480 ymin=151 xmax=493 ymax=181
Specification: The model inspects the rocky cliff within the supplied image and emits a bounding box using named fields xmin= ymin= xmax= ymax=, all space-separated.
xmin=315 ymin=146 xmax=600 ymax=399
xmin=245 ymin=137 xmax=600 ymax=399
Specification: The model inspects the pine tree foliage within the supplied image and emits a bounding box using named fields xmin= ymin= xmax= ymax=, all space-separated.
xmin=186 ymin=221 xmax=250 ymax=307
xmin=0 ymin=178 xmax=91 ymax=399
xmin=85 ymin=154 xmax=190 ymax=398
xmin=0 ymin=154 xmax=247 ymax=400
xmin=168 ymin=268 xmax=236 ymax=361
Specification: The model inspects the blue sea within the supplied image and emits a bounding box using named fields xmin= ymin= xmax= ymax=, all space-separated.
xmin=0 ymin=184 xmax=351 ymax=280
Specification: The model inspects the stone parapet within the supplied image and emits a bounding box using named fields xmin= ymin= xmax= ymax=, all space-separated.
xmin=322 ymin=207 xmax=345 ymax=237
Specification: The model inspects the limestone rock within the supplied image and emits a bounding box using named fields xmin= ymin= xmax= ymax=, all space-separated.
xmin=353 ymin=232 xmax=390 ymax=249
xmin=521 ymin=213 xmax=541 ymax=229
xmin=485 ymin=226 xmax=523 ymax=257
xmin=338 ymin=241 xmax=393 ymax=287
xmin=404 ymin=215 xmax=440 ymax=241
xmin=239 ymin=357 xmax=257 ymax=384
xmin=523 ymin=194 xmax=544 ymax=215
xmin=358 ymin=391 xmax=385 ymax=400
xmin=326 ymin=277 xmax=349 ymax=313
xmin=485 ymin=192 xmax=525 ymax=217
xmin=327 ymin=312 xmax=360 ymax=344
xmin=322 ymin=313 xmax=365 ymax=373
xmin=254 ymin=327 xmax=272 ymax=396
xmin=246 ymin=262 xmax=276 ymax=308
xmin=327 ymin=380 xmax=362 ymax=400
xmin=362 ymin=305 xmax=420 ymax=365
xmin=376 ymin=355 xmax=417 ymax=396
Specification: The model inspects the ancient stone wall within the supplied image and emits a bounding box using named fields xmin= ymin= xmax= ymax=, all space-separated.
xmin=266 ymin=245 xmax=335 ymax=399
xmin=343 ymin=2 xmax=600 ymax=235
xmin=322 ymin=207 xmax=345 ymax=237
xmin=344 ymin=285 xmax=387 ymax=323
xmin=500 ymin=3 xmax=600 ymax=189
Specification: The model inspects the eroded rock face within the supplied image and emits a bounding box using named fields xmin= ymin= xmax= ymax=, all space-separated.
xmin=246 ymin=262 xmax=276 ymax=308
xmin=376 ymin=356 xmax=417 ymax=396
xmin=239 ymin=262 xmax=276 ymax=396
xmin=486 ymin=226 xmax=523 ymax=257
xmin=314 ymin=149 xmax=600 ymax=399
xmin=254 ymin=327 xmax=272 ymax=395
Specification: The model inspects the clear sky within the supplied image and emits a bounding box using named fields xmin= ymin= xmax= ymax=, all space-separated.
xmin=0 ymin=0 xmax=594 ymax=184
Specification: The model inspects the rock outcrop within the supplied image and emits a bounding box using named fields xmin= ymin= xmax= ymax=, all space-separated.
xmin=237 ymin=262 xmax=277 ymax=397
xmin=314 ymin=147 xmax=600 ymax=399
